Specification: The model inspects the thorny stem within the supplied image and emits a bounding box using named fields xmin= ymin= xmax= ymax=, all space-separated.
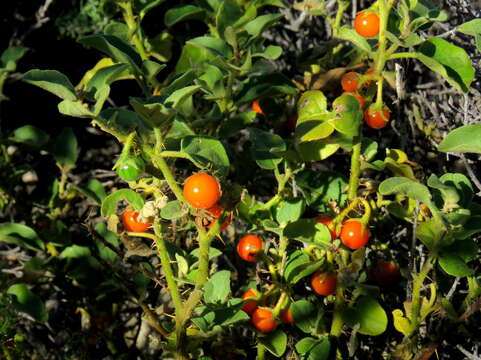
xmin=332 ymin=0 xmax=350 ymax=37
xmin=152 ymin=222 xmax=184 ymax=319
xmin=119 ymin=0 xmax=148 ymax=61
xmin=409 ymin=255 xmax=435 ymax=336
xmin=262 ymin=164 xmax=292 ymax=210
xmin=347 ymin=138 xmax=362 ymax=201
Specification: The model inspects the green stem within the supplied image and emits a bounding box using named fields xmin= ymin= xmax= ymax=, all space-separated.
xmin=120 ymin=0 xmax=148 ymax=60
xmin=152 ymin=221 xmax=184 ymax=325
xmin=160 ymin=151 xmax=190 ymax=160
xmin=409 ymin=256 xmax=435 ymax=335
xmin=388 ymin=52 xmax=417 ymax=60
xmin=330 ymin=285 xmax=345 ymax=337
xmin=196 ymin=221 xmax=221 ymax=289
xmin=262 ymin=165 xmax=292 ymax=210
xmin=257 ymin=343 xmax=266 ymax=360
xmin=347 ymin=138 xmax=362 ymax=201
xmin=152 ymin=155 xmax=185 ymax=202
xmin=332 ymin=0 xmax=349 ymax=37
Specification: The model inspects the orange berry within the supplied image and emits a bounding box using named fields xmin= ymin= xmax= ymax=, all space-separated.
xmin=237 ymin=234 xmax=263 ymax=262
xmin=372 ymin=260 xmax=400 ymax=286
xmin=183 ymin=173 xmax=221 ymax=209
xmin=251 ymin=308 xmax=277 ymax=333
xmin=341 ymin=72 xmax=360 ymax=93
xmin=252 ymin=99 xmax=264 ymax=115
xmin=206 ymin=204 xmax=232 ymax=230
xmin=280 ymin=308 xmax=294 ymax=324
xmin=122 ymin=210 xmax=151 ymax=232
xmin=340 ymin=220 xmax=370 ymax=249
xmin=354 ymin=11 xmax=380 ymax=38
xmin=311 ymin=272 xmax=337 ymax=296
xmin=241 ymin=289 xmax=259 ymax=315
xmin=364 ymin=106 xmax=390 ymax=129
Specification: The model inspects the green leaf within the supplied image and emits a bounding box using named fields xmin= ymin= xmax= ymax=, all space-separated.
xmin=284 ymin=250 xmax=323 ymax=285
xmin=454 ymin=216 xmax=481 ymax=240
xmin=336 ymin=26 xmax=371 ymax=53
xmin=415 ymin=38 xmax=474 ymax=92
xmin=180 ymin=136 xmax=230 ymax=176
xmin=192 ymin=299 xmax=248 ymax=332
xmin=216 ymin=0 xmax=242 ymax=38
xmin=100 ymin=189 xmax=144 ymax=217
xmin=253 ymin=45 xmax=283 ymax=60
xmin=444 ymin=238 xmax=477 ymax=263
xmin=344 ymin=296 xmax=387 ymax=336
xmin=165 ymin=85 xmax=201 ymax=109
xmin=79 ymin=35 xmax=143 ymax=72
xmin=244 ymin=14 xmax=283 ymax=38
xmin=164 ymin=5 xmax=205 ymax=27
xmin=52 ymin=128 xmax=78 ymax=170
xmin=94 ymin=222 xmax=120 ymax=262
xmin=204 ymin=270 xmax=231 ymax=304
xmin=427 ymin=174 xmax=460 ymax=208
xmin=60 ymin=245 xmax=91 ymax=258
xmin=457 ymin=19 xmax=481 ymax=36
xmin=235 ymin=73 xmax=298 ymax=104
xmin=295 ymin=336 xmax=330 ymax=360
xmin=0 ymin=223 xmax=45 ymax=251
xmin=291 ymin=300 xmax=318 ymax=333
xmin=23 ymin=69 xmax=77 ymax=101
xmin=330 ymin=95 xmax=363 ymax=136
xmin=1 ymin=47 xmax=28 ymax=71
xmin=130 ymin=97 xmax=175 ymax=128
xmin=10 ymin=125 xmax=49 ymax=148
xmin=104 ymin=22 xmax=130 ymax=43
xmin=248 ymin=128 xmax=286 ymax=170
xmin=458 ymin=19 xmax=481 ymax=50
xmin=438 ymin=124 xmax=481 ymax=154
xmin=197 ymin=64 xmax=225 ymax=98
xmin=276 ymin=198 xmax=305 ymax=225
xmin=296 ymin=90 xmax=328 ymax=121
xmin=160 ymin=200 xmax=188 ymax=220
xmin=439 ymin=173 xmax=473 ymax=208
xmin=297 ymin=140 xmax=340 ymax=162
xmin=378 ymin=177 xmax=433 ymax=206
xmin=72 ymin=178 xmax=107 ymax=204
xmin=284 ymin=219 xmax=331 ymax=247
xmin=295 ymin=170 xmax=348 ymax=212
xmin=7 ymin=284 xmax=48 ymax=322
xmin=58 ymin=100 xmax=94 ymax=118
xmin=439 ymin=254 xmax=474 ymax=277
xmin=416 ymin=218 xmax=447 ymax=250
xmin=296 ymin=119 xmax=334 ymax=142
xmin=258 ymin=330 xmax=287 ymax=357
xmin=175 ymin=36 xmax=232 ymax=74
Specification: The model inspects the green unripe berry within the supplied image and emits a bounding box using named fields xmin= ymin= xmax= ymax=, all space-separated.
xmin=116 ymin=157 xmax=145 ymax=181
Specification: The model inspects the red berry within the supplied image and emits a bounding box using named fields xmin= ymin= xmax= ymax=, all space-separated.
xmin=183 ymin=173 xmax=221 ymax=209
xmin=364 ymin=106 xmax=390 ymax=129
xmin=280 ymin=308 xmax=294 ymax=324
xmin=372 ymin=260 xmax=400 ymax=286
xmin=354 ymin=11 xmax=380 ymax=38
xmin=122 ymin=210 xmax=151 ymax=232
xmin=340 ymin=220 xmax=370 ymax=249
xmin=341 ymin=72 xmax=360 ymax=93
xmin=251 ymin=308 xmax=277 ymax=333
xmin=237 ymin=234 xmax=263 ymax=262
xmin=241 ymin=289 xmax=259 ymax=315
xmin=206 ymin=204 xmax=232 ymax=230
xmin=252 ymin=99 xmax=264 ymax=115
xmin=311 ymin=272 xmax=337 ymax=296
